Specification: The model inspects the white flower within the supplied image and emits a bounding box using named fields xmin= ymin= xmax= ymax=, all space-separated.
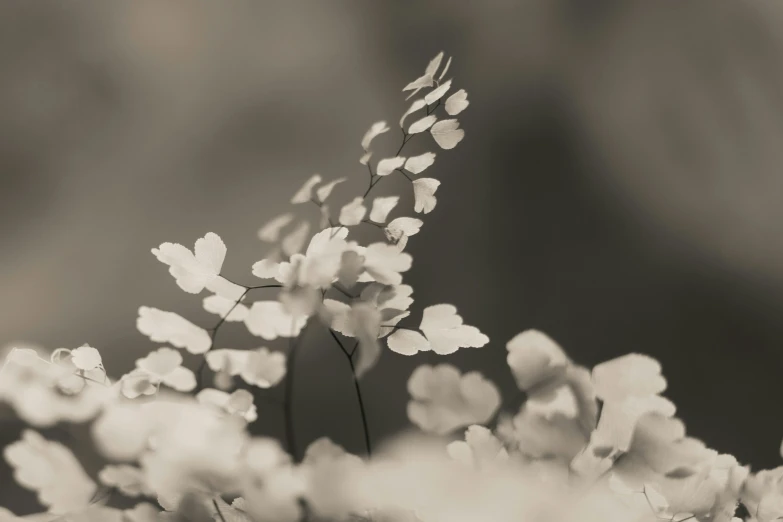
xmin=407 ymin=364 xmax=501 ymax=435
xmin=151 ymin=232 xmax=226 ymax=294
xmin=203 ymin=294 xmax=249 ymax=322
xmin=122 ymin=347 xmax=196 ymax=398
xmin=291 ymin=174 xmax=322 ymax=204
xmin=445 ymin=89 xmax=469 ymax=115
xmin=4 ymin=430 xmax=96 ymax=514
xmin=98 ymin=464 xmax=151 ymax=497
xmin=412 ymin=178 xmax=440 ymax=214
xmin=505 ymin=330 xmax=569 ymax=391
xmin=430 ymin=119 xmax=465 ymax=150
xmin=245 ymin=301 xmax=307 ymax=340
xmin=404 ymin=152 xmax=436 ymax=175
xmin=197 ymin=388 xmax=258 ymax=422
xmin=376 ymin=156 xmax=406 ymax=177
xmin=339 ymin=197 xmax=367 ymax=226
xmin=447 ymin=425 xmax=509 ymax=469
xmin=387 ymin=304 xmax=488 ymax=356
xmin=137 ymin=307 xmax=211 ymax=354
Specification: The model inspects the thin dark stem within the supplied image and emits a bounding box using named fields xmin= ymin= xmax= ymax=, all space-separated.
xmin=283 ymin=322 xmax=308 ymax=460
xmin=246 ymin=283 xmax=284 ymax=290
xmin=396 ymin=168 xmax=413 ymax=182
xmin=363 ymin=128 xmax=412 ymax=200
xmin=331 ymin=283 xmax=356 ymax=299
xmin=329 ymin=329 xmax=372 ymax=457
xmin=213 ymin=499 xmax=227 ymax=522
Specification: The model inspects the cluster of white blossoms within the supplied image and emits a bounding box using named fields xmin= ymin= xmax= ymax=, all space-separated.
xmin=0 ymin=52 xmax=780 ymax=522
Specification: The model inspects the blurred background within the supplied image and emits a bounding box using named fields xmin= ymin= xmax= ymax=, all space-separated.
xmin=3 ymin=0 xmax=783 ymax=512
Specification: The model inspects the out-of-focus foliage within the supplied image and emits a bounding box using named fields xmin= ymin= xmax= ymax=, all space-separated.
xmin=0 ymin=51 xmax=776 ymax=522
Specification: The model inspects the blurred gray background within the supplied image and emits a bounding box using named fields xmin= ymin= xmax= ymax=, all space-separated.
xmin=4 ymin=0 xmax=783 ymax=511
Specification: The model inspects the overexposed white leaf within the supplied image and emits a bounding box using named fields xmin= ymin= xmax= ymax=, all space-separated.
xmin=400 ymin=99 xmax=427 ymax=128
xmin=505 ymin=330 xmax=569 ymax=391
xmin=240 ymin=347 xmax=287 ymax=388
xmin=363 ymin=243 xmax=412 ymax=286
xmin=70 ymin=345 xmax=102 ymax=372
xmin=445 ymin=89 xmax=469 ymax=116
xmin=4 ymin=430 xmax=96 ymax=514
xmin=419 ymin=304 xmax=489 ymax=355
xmin=376 ymin=156 xmax=407 ymax=177
xmin=361 ymin=121 xmax=390 ymax=152
xmin=386 ymin=329 xmax=430 ymax=356
xmin=315 ymin=177 xmax=347 ymax=203
xmin=136 ymin=307 xmax=211 ymax=354
xmin=369 ymin=196 xmax=400 ymax=224
xmin=339 ymin=197 xmax=367 ymax=226
xmin=408 ymin=115 xmax=437 ymax=135
xmin=437 ymin=56 xmax=452 ymax=81
xmin=385 ymin=217 xmax=423 ymax=244
xmin=245 ymin=301 xmax=307 ymax=340
xmin=205 ymin=275 xmax=246 ymax=301
xmin=430 ymin=119 xmax=465 ymax=150
xmin=404 ymin=152 xmax=436 ymax=175
xmin=412 ymin=178 xmax=441 ymax=214
xmin=424 ymin=79 xmax=452 ymax=105
xmin=259 ymin=213 xmax=295 ymax=243
xmin=407 ymin=364 xmax=500 ymax=435
xmin=291 ymin=174 xmax=323 ymax=204
xmin=252 ymin=258 xmax=282 ymax=281
xmin=151 ymin=232 xmax=226 ymax=294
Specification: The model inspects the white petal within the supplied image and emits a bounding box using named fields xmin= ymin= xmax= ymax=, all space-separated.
xmin=387 ymin=329 xmax=430 ymax=355
xmin=205 ymin=349 xmax=251 ymax=376
xmin=369 ymin=196 xmax=399 ymax=224
xmin=376 ymin=156 xmax=407 ymax=177
xmin=259 ymin=213 xmax=295 ymax=242
xmin=412 ymin=178 xmax=440 ymax=214
xmin=98 ymin=465 xmax=150 ymax=497
xmin=506 ymin=330 xmax=569 ymax=391
xmin=425 ymin=51 xmax=445 ymax=78
xmin=339 ymin=198 xmax=367 ymax=226
xmin=408 ymin=115 xmax=437 ymax=135
xmin=322 ymin=299 xmax=354 ymax=337
xmin=430 ymin=119 xmax=465 ymax=150
xmin=404 ymin=152 xmax=436 ymax=175
xmin=291 ymin=174 xmax=323 ymax=204
xmin=445 ymin=89 xmax=469 ymax=116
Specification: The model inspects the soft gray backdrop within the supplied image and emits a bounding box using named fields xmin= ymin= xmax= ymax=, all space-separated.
xmin=3 ymin=0 xmax=783 ymax=512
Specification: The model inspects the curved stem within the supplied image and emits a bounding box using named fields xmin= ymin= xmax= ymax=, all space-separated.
xmin=329 ymin=329 xmax=372 ymax=457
